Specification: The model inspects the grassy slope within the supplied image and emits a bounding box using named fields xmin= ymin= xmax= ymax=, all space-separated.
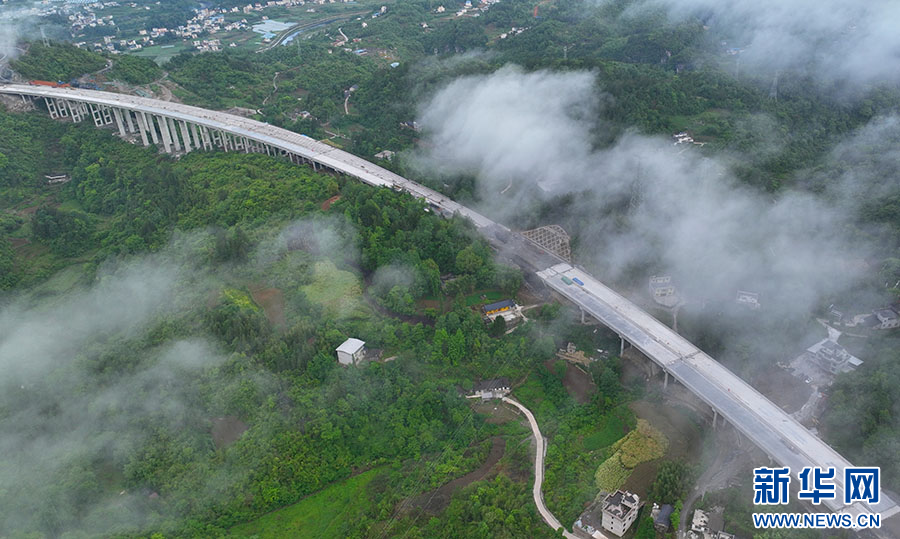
xmin=228 ymin=468 xmax=381 ymax=538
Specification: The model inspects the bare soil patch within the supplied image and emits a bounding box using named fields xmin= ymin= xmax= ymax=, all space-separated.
xmin=751 ymin=368 xmax=811 ymax=413
xmin=562 ymin=363 xmax=597 ymax=404
xmin=321 ymin=195 xmax=341 ymax=210
xmin=248 ymin=285 xmax=286 ymax=327
xmin=211 ymin=416 xmax=248 ymax=449
xmin=406 ymin=436 xmax=505 ymax=514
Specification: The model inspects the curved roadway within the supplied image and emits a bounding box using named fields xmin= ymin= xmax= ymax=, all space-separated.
xmin=503 ymin=397 xmax=583 ymax=539
xmin=1 ymin=83 xmax=896 ymax=527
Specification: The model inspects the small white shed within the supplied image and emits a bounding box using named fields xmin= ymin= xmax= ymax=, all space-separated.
xmin=336 ymin=338 xmax=366 ymax=366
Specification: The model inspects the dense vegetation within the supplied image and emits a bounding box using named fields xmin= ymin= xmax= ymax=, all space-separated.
xmin=11 ymin=42 xmax=106 ymax=81
xmin=0 ymin=107 xmax=627 ymax=537
xmin=4 ymin=0 xmax=900 ymax=534
xmin=107 ymin=54 xmax=163 ymax=85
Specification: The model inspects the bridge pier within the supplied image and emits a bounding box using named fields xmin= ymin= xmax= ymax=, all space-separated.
xmin=664 ymin=370 xmax=669 ymax=389
xmin=90 ymin=104 xmax=105 ymax=127
xmin=134 ymin=112 xmax=150 ymax=146
xmin=113 ymin=108 xmax=127 ymax=137
xmin=56 ymin=98 xmax=69 ymax=118
xmin=179 ymin=121 xmax=192 ymax=152
xmin=713 ymin=408 xmax=718 ymax=429
xmin=44 ymin=97 xmax=59 ymax=119
xmin=200 ymin=126 xmax=212 ymax=150
xmin=68 ymin=100 xmax=84 ymax=123
xmin=124 ymin=108 xmax=135 ymax=133
xmin=189 ymin=123 xmax=201 ymax=149
xmin=143 ymin=112 xmax=159 ymax=144
xmin=157 ymin=115 xmax=172 ymax=153
xmin=167 ymin=118 xmax=181 ymax=152
xmin=580 ymin=307 xmax=586 ymax=324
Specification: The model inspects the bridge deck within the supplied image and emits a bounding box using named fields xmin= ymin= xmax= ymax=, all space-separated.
xmin=3 ymin=83 xmax=896 ymax=521
xmin=0 ymin=84 xmax=497 ymax=229
xmin=538 ymin=263 xmax=898 ymax=519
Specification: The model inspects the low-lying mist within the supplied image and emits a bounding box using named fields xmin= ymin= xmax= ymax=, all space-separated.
xmin=0 ymin=235 xmax=233 ymax=535
xmin=413 ymin=65 xmax=895 ymax=357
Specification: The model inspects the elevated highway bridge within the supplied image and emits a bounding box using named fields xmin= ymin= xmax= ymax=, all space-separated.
xmin=1 ymin=83 xmax=896 ymax=525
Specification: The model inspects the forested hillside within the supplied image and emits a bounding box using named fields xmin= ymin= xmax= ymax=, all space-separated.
xmin=4 ymin=0 xmax=900 ymax=535
xmin=0 ymin=106 xmax=624 ymax=537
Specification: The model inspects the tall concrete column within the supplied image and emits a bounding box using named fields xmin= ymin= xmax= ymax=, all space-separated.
xmin=189 ymin=123 xmax=202 ymax=149
xmin=620 ymin=336 xmax=625 ymax=355
xmin=124 ymin=109 xmax=135 ymax=133
xmin=713 ymin=409 xmax=718 ymax=430
xmin=200 ymin=126 xmax=212 ymax=150
xmin=67 ymin=101 xmax=83 ymax=123
xmin=179 ymin=121 xmax=192 ymax=152
xmin=55 ymin=99 xmax=69 ymax=118
xmin=142 ymin=112 xmax=159 ymax=144
xmin=90 ymin=104 xmax=105 ymax=126
xmin=134 ymin=112 xmax=150 ymax=146
xmin=166 ymin=117 xmax=181 ymax=152
xmin=44 ymin=98 xmax=59 ymax=119
xmin=112 ymin=108 xmax=127 ymax=137
xmin=101 ymin=106 xmax=113 ymax=125
xmin=664 ymin=371 xmax=669 ymax=389
xmin=156 ymin=115 xmax=172 ymax=153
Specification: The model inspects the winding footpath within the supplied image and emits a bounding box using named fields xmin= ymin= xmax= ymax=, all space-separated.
xmin=502 ymin=397 xmax=589 ymax=539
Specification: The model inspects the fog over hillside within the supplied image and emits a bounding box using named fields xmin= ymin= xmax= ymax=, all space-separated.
xmin=415 ymin=65 xmax=894 ymax=330
xmin=630 ymin=0 xmax=900 ymax=87
xmin=0 ymin=239 xmax=231 ymax=534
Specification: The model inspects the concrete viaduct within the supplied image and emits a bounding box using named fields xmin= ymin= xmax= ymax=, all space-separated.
xmin=1 ymin=83 xmax=896 ymax=526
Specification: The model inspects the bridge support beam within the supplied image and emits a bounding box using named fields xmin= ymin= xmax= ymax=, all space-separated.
xmin=200 ymin=127 xmax=212 ymax=150
xmin=90 ymin=104 xmax=105 ymax=127
xmin=189 ymin=123 xmax=201 ymax=150
xmin=56 ymin=99 xmax=69 ymax=118
xmin=179 ymin=121 xmax=192 ymax=152
xmin=664 ymin=370 xmax=669 ymax=390
xmin=156 ymin=115 xmax=172 ymax=153
xmin=112 ymin=108 xmax=127 ymax=137
xmin=580 ymin=308 xmax=586 ymax=324
xmin=134 ymin=112 xmax=150 ymax=146
xmin=124 ymin=109 xmax=135 ymax=133
xmin=713 ymin=409 xmax=718 ymax=430
xmin=167 ymin=117 xmax=181 ymax=152
xmin=143 ymin=112 xmax=158 ymax=144
xmin=67 ymin=100 xmax=83 ymax=123
xmin=44 ymin=98 xmax=58 ymax=119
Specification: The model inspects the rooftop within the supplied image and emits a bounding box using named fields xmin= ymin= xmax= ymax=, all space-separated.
xmin=473 ymin=377 xmax=510 ymax=392
xmin=603 ymin=490 xmax=639 ymax=520
xmin=336 ymin=338 xmax=365 ymax=355
xmin=482 ymin=299 xmax=515 ymax=313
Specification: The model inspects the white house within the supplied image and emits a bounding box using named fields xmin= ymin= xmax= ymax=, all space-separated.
xmin=874 ymin=308 xmax=900 ymax=329
xmin=471 ymin=378 xmax=511 ymax=400
xmin=601 ymin=490 xmax=640 ymax=537
xmin=336 ymin=338 xmax=366 ymax=366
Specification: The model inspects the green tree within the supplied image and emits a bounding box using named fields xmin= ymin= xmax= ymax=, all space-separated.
xmin=455 ymin=246 xmax=483 ymax=274
xmin=489 ymin=316 xmax=507 ymax=337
